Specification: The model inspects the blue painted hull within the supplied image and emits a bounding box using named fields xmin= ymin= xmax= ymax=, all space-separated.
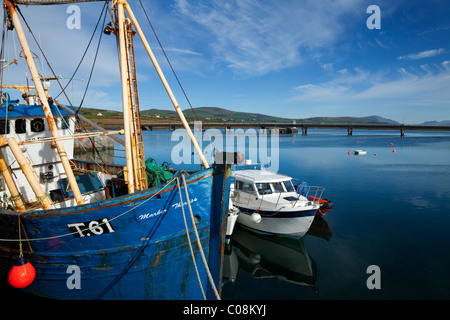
xmin=0 ymin=165 xmax=232 ymax=300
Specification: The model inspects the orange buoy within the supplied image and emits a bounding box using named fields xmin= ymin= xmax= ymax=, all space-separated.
xmin=8 ymin=257 xmax=36 ymax=288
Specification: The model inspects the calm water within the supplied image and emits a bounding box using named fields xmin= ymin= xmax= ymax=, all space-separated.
xmin=133 ymin=128 xmax=450 ymax=300
xmin=3 ymin=129 xmax=449 ymax=301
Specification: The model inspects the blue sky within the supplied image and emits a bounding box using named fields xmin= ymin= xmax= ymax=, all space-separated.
xmin=1 ymin=0 xmax=450 ymax=124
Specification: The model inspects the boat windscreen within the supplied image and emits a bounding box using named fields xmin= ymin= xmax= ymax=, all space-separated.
xmin=271 ymin=182 xmax=284 ymax=193
xmin=283 ymin=180 xmax=295 ymax=192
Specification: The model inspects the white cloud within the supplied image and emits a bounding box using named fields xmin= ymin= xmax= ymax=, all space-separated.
xmin=174 ymin=0 xmax=364 ymax=76
xmin=290 ymin=61 xmax=450 ymax=119
xmin=398 ymin=49 xmax=447 ymax=61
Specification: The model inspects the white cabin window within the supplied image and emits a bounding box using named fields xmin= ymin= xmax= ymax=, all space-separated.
xmin=256 ymin=183 xmax=272 ymax=195
xmin=236 ymin=180 xmax=256 ymax=194
xmin=15 ymin=119 xmax=26 ymax=134
xmin=0 ymin=120 xmax=10 ymax=135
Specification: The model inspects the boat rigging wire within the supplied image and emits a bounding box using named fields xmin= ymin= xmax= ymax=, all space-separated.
xmin=138 ymin=0 xmax=217 ymax=156
xmin=14 ymin=2 xmax=107 ymax=115
xmin=138 ymin=0 xmax=204 ymax=124
xmin=76 ymin=1 xmax=109 ymax=112
xmin=53 ymin=0 xmax=109 ymax=111
xmin=14 ymin=5 xmax=75 ymax=109
xmin=12 ymin=2 xmax=113 ymax=163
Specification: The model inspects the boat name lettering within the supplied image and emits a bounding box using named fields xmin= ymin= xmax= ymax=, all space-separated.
xmin=137 ymin=198 xmax=198 ymax=222
xmin=171 ymin=197 xmax=198 ymax=209
xmin=67 ymin=218 xmax=115 ymax=238
xmin=138 ymin=208 xmax=168 ymax=221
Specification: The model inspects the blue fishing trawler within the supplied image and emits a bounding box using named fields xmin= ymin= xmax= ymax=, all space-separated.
xmin=0 ymin=0 xmax=233 ymax=300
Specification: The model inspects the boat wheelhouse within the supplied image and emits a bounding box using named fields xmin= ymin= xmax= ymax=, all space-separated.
xmin=230 ymin=164 xmax=325 ymax=237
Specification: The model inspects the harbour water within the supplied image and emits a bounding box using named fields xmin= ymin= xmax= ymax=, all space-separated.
xmin=133 ymin=128 xmax=450 ymax=300
xmin=2 ymin=128 xmax=449 ymax=300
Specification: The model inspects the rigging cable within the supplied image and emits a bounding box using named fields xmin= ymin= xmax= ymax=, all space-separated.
xmin=14 ymin=2 xmax=110 ymax=169
xmin=138 ymin=0 xmax=199 ymax=122
xmin=138 ymin=0 xmax=218 ymax=159
xmin=14 ymin=2 xmax=107 ymax=113
xmin=76 ymin=1 xmax=109 ymax=112
xmin=53 ymin=0 xmax=109 ymax=110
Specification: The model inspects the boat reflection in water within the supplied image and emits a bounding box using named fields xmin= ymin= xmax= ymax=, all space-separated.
xmin=223 ymin=214 xmax=332 ymax=294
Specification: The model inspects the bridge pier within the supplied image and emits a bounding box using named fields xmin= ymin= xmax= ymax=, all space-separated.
xmin=302 ymin=127 xmax=307 ymax=135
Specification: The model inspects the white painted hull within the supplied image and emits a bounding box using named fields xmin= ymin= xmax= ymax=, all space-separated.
xmin=236 ymin=208 xmax=316 ymax=237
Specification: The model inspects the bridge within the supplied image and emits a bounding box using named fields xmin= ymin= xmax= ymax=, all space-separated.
xmin=137 ymin=122 xmax=450 ymax=137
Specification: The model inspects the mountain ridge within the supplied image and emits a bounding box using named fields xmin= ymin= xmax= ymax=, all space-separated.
xmin=80 ymin=106 xmax=448 ymax=125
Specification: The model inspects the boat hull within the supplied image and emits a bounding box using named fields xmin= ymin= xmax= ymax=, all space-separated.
xmin=235 ymin=207 xmax=316 ymax=237
xmin=0 ymin=165 xmax=232 ymax=300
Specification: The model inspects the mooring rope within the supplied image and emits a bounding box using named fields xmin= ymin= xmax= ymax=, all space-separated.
xmin=181 ymin=173 xmax=221 ymax=300
xmin=176 ymin=176 xmax=206 ymax=300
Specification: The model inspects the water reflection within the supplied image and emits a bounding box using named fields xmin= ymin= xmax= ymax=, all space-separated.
xmin=223 ymin=214 xmax=332 ymax=294
xmin=73 ymin=136 xmax=115 ymax=164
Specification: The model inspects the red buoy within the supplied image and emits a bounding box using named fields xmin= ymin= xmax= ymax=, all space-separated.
xmin=8 ymin=257 xmax=36 ymax=288
xmin=392 ymin=149 xmax=396 ymax=153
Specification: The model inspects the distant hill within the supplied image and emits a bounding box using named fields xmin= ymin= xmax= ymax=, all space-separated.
xmin=362 ymin=115 xmax=400 ymax=125
xmin=82 ymin=106 xmax=402 ymax=125
xmin=141 ymin=107 xmax=289 ymax=122
xmin=297 ymin=116 xmax=396 ymax=125
xmin=419 ymin=120 xmax=450 ymax=126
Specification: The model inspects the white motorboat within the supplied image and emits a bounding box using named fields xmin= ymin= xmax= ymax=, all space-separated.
xmin=354 ymin=149 xmax=367 ymax=155
xmin=229 ymin=163 xmax=328 ymax=237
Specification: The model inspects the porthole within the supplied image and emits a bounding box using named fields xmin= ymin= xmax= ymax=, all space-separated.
xmin=31 ymin=118 xmax=45 ymax=133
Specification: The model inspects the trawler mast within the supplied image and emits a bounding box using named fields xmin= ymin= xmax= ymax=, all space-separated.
xmin=4 ymin=0 xmax=85 ymax=204
xmin=3 ymin=0 xmax=210 ymax=198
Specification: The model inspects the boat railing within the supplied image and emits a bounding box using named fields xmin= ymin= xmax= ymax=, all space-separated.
xmin=233 ymin=163 xmax=265 ymax=171
xmin=293 ymin=186 xmax=325 ymax=208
